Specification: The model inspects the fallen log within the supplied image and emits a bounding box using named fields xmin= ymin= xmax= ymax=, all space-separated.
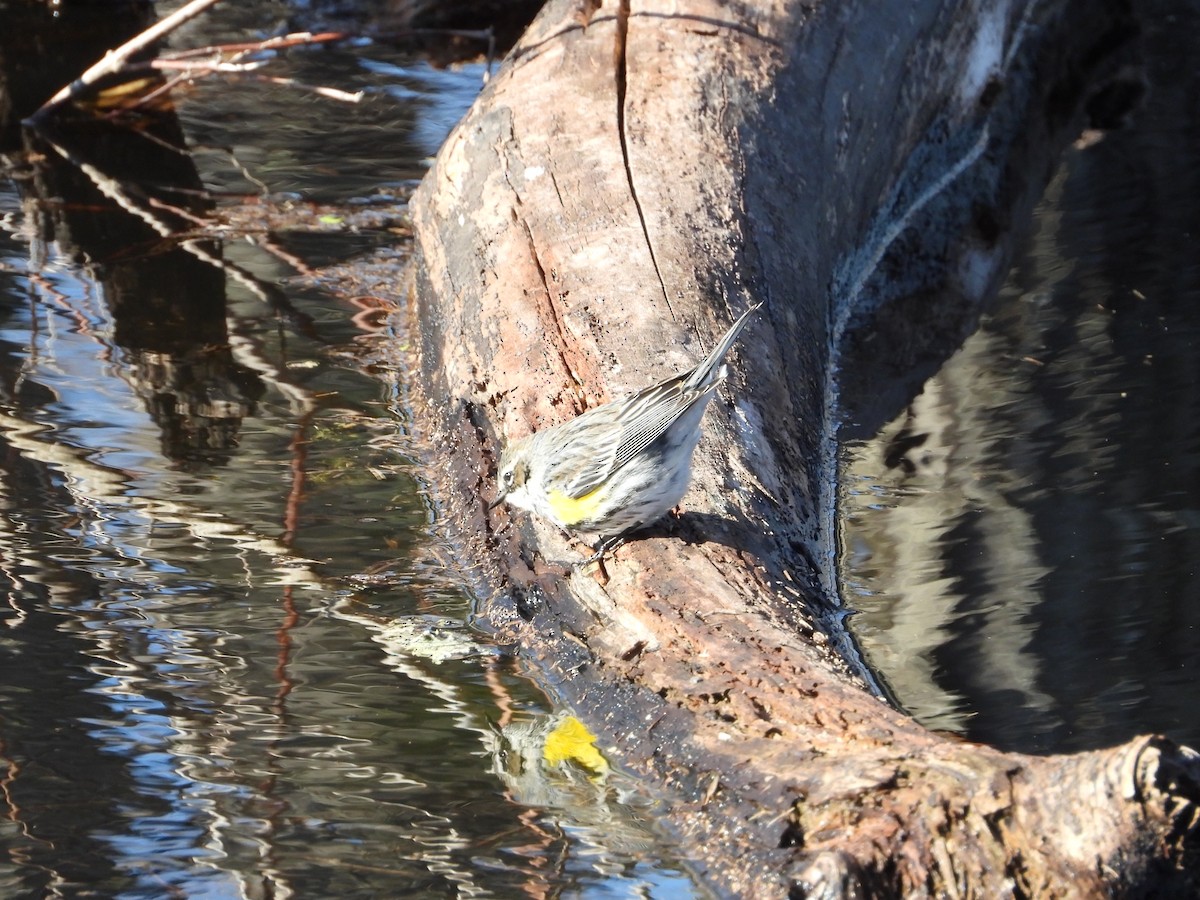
xmin=400 ymin=0 xmax=1200 ymax=895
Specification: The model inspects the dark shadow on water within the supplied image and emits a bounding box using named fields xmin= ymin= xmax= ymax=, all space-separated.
xmin=838 ymin=0 xmax=1200 ymax=755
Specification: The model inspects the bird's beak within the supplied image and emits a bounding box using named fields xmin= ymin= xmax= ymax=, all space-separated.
xmin=488 ymin=492 xmax=506 ymax=511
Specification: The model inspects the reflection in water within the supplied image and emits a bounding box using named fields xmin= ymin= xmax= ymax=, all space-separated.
xmin=0 ymin=8 xmax=699 ymax=898
xmin=841 ymin=7 xmax=1200 ymax=754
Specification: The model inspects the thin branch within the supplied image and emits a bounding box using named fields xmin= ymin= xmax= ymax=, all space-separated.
xmin=166 ymin=30 xmax=351 ymax=60
xmin=251 ymin=75 xmax=364 ymax=104
xmin=30 ymin=9 xmax=497 ymax=122
xmin=32 ymin=0 xmax=226 ymax=117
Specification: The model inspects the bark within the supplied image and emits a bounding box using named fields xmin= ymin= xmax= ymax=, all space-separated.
xmin=400 ymin=0 xmax=1200 ymax=895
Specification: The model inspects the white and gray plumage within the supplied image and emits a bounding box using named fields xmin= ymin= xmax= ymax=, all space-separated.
xmin=491 ymin=304 xmax=760 ymax=545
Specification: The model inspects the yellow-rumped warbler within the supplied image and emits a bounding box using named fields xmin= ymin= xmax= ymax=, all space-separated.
xmin=490 ymin=304 xmax=760 ymax=549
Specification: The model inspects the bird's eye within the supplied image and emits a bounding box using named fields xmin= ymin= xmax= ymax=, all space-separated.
xmin=503 ymin=470 xmax=514 ymax=485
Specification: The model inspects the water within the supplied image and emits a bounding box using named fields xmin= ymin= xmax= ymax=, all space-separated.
xmin=839 ymin=11 xmax=1200 ymax=754
xmin=0 ymin=4 xmax=699 ymax=897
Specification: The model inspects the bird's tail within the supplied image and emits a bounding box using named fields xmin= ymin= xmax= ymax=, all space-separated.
xmin=684 ymin=303 xmax=763 ymax=391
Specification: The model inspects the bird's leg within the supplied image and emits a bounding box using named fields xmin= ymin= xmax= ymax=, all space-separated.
xmin=569 ymin=534 xmax=626 ymax=581
xmin=579 ymin=534 xmax=625 ymax=567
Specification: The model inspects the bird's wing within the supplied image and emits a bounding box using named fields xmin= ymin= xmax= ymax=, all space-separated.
xmin=543 ymin=306 xmax=758 ymax=499
xmin=548 ymin=376 xmax=714 ymax=499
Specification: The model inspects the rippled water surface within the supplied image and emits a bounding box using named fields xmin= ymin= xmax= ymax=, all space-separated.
xmin=840 ymin=17 xmax=1200 ymax=754
xmin=0 ymin=3 xmax=697 ymax=897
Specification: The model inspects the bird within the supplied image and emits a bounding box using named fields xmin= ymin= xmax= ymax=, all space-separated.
xmin=490 ymin=304 xmax=760 ymax=554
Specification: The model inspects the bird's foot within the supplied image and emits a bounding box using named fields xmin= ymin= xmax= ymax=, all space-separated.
xmin=570 ymin=535 xmax=626 ymax=582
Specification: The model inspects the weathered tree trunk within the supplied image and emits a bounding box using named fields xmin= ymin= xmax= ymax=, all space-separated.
xmin=401 ymin=0 xmax=1200 ymax=895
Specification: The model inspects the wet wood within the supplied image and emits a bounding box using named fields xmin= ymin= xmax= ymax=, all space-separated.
xmin=401 ymin=0 xmax=1200 ymax=895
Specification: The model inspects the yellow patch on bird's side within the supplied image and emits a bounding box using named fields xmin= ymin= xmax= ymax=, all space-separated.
xmin=546 ymin=486 xmax=607 ymax=525
xmin=543 ymin=716 xmax=608 ymax=776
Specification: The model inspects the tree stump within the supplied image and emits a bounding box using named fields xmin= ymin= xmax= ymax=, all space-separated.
xmin=399 ymin=0 xmax=1200 ymax=895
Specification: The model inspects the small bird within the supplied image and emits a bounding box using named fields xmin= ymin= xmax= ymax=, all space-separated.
xmin=490 ymin=304 xmax=760 ymax=552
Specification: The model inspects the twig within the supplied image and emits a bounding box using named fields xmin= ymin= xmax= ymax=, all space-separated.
xmin=31 ymin=11 xmax=497 ymax=123
xmin=166 ymin=30 xmax=350 ymax=60
xmin=32 ymin=0 xmax=226 ymax=118
xmin=152 ymin=58 xmax=269 ymax=74
xmin=251 ymin=75 xmax=363 ymax=104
